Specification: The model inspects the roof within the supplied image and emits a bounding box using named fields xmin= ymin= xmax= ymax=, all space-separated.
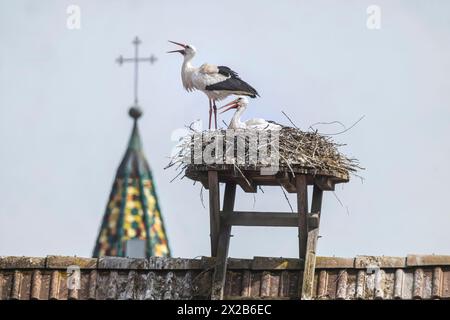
xmin=93 ymin=108 xmax=170 ymax=258
xmin=0 ymin=255 xmax=449 ymax=300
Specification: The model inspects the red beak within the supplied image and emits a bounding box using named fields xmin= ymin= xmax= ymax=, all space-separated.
xmin=167 ymin=40 xmax=187 ymax=54
xmin=219 ymin=99 xmax=240 ymax=114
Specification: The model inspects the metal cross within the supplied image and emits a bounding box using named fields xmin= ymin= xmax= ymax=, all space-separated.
xmin=116 ymin=36 xmax=157 ymax=107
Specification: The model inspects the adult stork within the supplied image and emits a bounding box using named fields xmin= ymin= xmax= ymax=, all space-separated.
xmin=220 ymin=96 xmax=282 ymax=130
xmin=167 ymin=41 xmax=259 ymax=129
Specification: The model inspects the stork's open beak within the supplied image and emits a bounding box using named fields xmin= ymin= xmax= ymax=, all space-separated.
xmin=167 ymin=40 xmax=186 ymax=55
xmin=219 ymin=99 xmax=240 ymax=114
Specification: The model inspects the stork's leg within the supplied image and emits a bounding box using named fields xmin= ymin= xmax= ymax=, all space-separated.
xmin=208 ymin=99 xmax=213 ymax=130
xmin=213 ymin=100 xmax=218 ymax=129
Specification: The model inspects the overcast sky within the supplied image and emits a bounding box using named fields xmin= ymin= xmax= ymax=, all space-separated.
xmin=1 ymin=0 xmax=449 ymax=259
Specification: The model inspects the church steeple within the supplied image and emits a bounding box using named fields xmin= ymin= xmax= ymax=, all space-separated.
xmin=93 ymin=107 xmax=170 ymax=258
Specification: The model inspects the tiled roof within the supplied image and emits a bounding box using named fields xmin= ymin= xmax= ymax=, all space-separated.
xmin=0 ymin=255 xmax=449 ymax=300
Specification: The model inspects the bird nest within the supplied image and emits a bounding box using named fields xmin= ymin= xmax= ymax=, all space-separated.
xmin=166 ymin=126 xmax=362 ymax=183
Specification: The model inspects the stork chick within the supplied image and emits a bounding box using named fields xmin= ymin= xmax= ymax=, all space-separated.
xmin=219 ymin=96 xmax=282 ymax=130
xmin=167 ymin=41 xmax=259 ymax=130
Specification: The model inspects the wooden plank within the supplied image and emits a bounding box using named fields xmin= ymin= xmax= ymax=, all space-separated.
xmin=211 ymin=183 xmax=237 ymax=300
xmin=296 ymin=175 xmax=308 ymax=260
xmin=301 ymin=184 xmax=323 ymax=300
xmin=208 ymin=171 xmax=220 ymax=256
xmin=225 ymin=211 xmax=299 ymax=227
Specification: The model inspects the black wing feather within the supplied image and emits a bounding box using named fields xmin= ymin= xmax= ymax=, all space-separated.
xmin=217 ymin=66 xmax=239 ymax=78
xmin=206 ymin=78 xmax=259 ymax=98
xmin=206 ymin=66 xmax=259 ymax=98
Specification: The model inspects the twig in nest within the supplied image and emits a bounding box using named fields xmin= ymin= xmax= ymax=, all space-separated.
xmin=309 ymin=120 xmax=346 ymax=132
xmin=332 ymin=191 xmax=350 ymax=216
xmin=333 ymin=191 xmax=344 ymax=207
xmin=280 ymin=185 xmax=294 ymax=213
xmin=319 ymin=115 xmax=365 ymax=136
xmin=233 ymin=163 xmax=252 ymax=188
xmin=169 ymin=169 xmax=184 ymax=183
xmin=199 ymin=185 xmax=206 ymax=209
xmin=166 ymin=125 xmax=364 ymax=186
xmin=277 ymin=152 xmax=296 ymax=177
xmin=185 ymin=119 xmax=201 ymax=132
xmin=281 ymin=111 xmax=299 ymax=129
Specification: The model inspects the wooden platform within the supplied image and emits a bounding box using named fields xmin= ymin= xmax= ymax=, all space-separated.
xmin=184 ymin=162 xmax=350 ymax=300
xmin=185 ymin=164 xmax=349 ymax=193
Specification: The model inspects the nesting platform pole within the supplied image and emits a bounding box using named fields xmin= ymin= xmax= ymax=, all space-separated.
xmin=186 ymin=165 xmax=348 ymax=300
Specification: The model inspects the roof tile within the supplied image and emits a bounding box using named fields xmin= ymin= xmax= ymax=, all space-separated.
xmin=98 ymin=257 xmax=147 ymax=270
xmin=46 ymin=256 xmax=97 ymax=269
xmin=407 ymin=254 xmax=450 ymax=267
xmin=148 ymin=257 xmax=203 ymax=270
xmin=315 ymin=256 xmax=354 ymax=269
xmin=0 ymin=256 xmax=46 ymax=269
xmin=355 ymin=256 xmax=406 ymax=269
xmin=251 ymin=257 xmax=300 ymax=270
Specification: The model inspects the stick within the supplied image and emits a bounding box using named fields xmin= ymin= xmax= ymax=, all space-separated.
xmin=281 ymin=111 xmax=299 ymax=129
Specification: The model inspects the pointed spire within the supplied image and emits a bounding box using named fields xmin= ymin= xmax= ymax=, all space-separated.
xmin=127 ymin=107 xmax=143 ymax=151
xmin=93 ymin=108 xmax=171 ymax=258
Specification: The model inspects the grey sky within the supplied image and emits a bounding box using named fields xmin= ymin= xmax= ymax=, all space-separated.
xmin=1 ymin=0 xmax=449 ymax=259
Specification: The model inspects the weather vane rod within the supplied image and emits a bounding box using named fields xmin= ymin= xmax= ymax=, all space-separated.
xmin=116 ymin=36 xmax=157 ymax=107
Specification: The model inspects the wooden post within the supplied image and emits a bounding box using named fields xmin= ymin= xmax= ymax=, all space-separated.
xmin=311 ymin=184 xmax=323 ymax=217
xmin=296 ymin=175 xmax=308 ymax=261
xmin=208 ymin=171 xmax=221 ymax=256
xmin=211 ymin=183 xmax=236 ymax=300
xmin=301 ymin=184 xmax=323 ymax=299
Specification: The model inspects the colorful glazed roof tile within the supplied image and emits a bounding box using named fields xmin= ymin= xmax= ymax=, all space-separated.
xmin=93 ymin=108 xmax=170 ymax=258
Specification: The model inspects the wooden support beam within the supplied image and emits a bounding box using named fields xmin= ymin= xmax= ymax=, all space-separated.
xmin=199 ymin=175 xmax=209 ymax=190
xmin=296 ymin=175 xmax=308 ymax=261
xmin=235 ymin=176 xmax=257 ymax=193
xmin=301 ymin=184 xmax=323 ymax=300
xmin=211 ymin=183 xmax=236 ymax=300
xmin=225 ymin=211 xmax=299 ymax=227
xmin=311 ymin=184 xmax=323 ymax=217
xmin=208 ymin=171 xmax=220 ymax=256
xmin=296 ymin=175 xmax=308 ymax=300
xmin=307 ymin=213 xmax=320 ymax=229
xmin=315 ymin=176 xmax=335 ymax=191
xmin=276 ymin=172 xmax=297 ymax=193
xmin=308 ymin=184 xmax=323 ymax=246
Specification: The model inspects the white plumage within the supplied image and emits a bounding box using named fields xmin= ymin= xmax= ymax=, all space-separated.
xmin=220 ymin=96 xmax=282 ymax=131
xmin=168 ymin=41 xmax=259 ymax=129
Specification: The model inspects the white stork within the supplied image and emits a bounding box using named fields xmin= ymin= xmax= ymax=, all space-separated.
xmin=219 ymin=96 xmax=282 ymax=130
xmin=167 ymin=41 xmax=259 ymax=129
